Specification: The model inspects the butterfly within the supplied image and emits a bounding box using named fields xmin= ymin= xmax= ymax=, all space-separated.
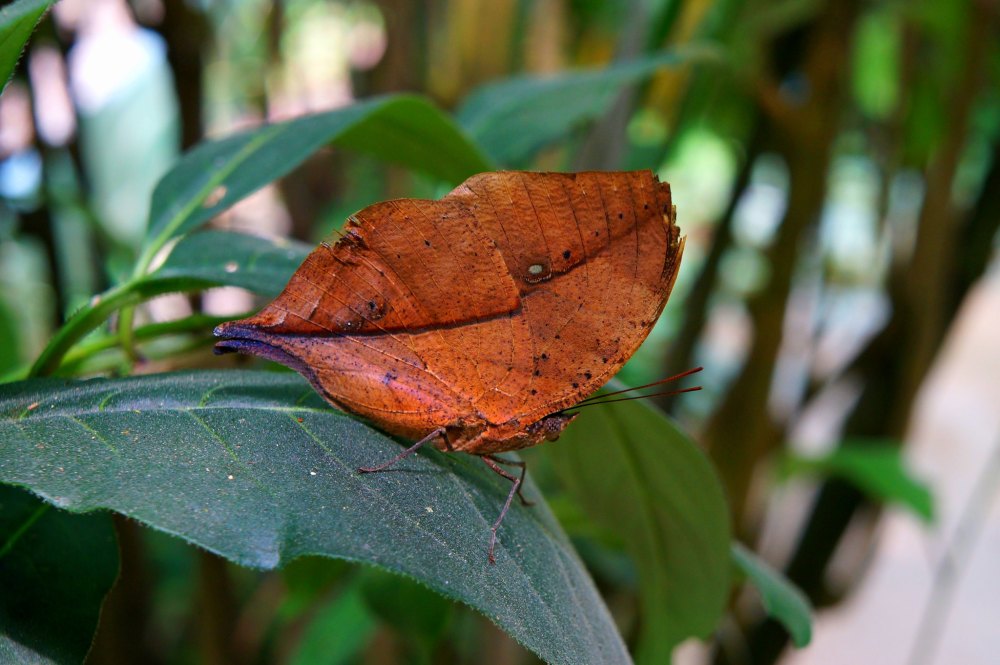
xmin=215 ymin=170 xmax=685 ymax=563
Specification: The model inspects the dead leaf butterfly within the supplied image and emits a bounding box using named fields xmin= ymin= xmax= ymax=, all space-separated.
xmin=215 ymin=170 xmax=686 ymax=563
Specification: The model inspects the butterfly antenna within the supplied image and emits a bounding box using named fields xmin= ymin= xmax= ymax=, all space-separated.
xmin=567 ymin=386 xmax=702 ymax=410
xmin=574 ymin=366 xmax=703 ymax=405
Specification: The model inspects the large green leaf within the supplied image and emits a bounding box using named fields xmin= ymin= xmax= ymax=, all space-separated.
xmin=779 ymin=439 xmax=934 ymax=522
xmin=149 ymin=230 xmax=311 ymax=297
xmin=0 ymin=371 xmax=630 ymax=665
xmin=456 ymin=46 xmax=717 ymax=165
xmin=731 ymin=543 xmax=812 ymax=647
xmin=0 ymin=485 xmax=119 ymax=665
xmin=546 ymin=393 xmax=731 ymax=663
xmin=141 ymin=95 xmax=492 ymax=258
xmin=0 ymin=0 xmax=53 ymax=92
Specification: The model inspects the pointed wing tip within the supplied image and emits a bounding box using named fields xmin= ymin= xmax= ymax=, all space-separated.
xmin=211 ymin=323 xmax=316 ymax=376
xmin=213 ymin=317 xmax=263 ymax=339
xmin=213 ymin=321 xmax=236 ymax=338
xmin=213 ymin=319 xmax=262 ymax=356
xmin=214 ymin=308 xmax=315 ymax=339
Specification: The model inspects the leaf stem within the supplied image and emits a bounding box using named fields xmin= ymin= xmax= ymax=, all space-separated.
xmin=57 ymin=313 xmax=237 ymax=372
xmin=28 ymin=283 xmax=144 ymax=378
xmin=117 ymin=304 xmax=141 ymax=368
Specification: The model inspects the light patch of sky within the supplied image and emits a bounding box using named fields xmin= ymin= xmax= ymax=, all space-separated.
xmin=63 ymin=1 xmax=179 ymax=249
xmin=0 ymin=150 xmax=42 ymax=200
xmin=819 ymin=154 xmax=882 ymax=282
xmin=732 ymin=153 xmax=788 ymax=248
xmin=68 ymin=16 xmax=167 ymax=114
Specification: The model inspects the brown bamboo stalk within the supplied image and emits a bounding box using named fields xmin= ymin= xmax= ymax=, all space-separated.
xmin=702 ymin=0 xmax=861 ymax=531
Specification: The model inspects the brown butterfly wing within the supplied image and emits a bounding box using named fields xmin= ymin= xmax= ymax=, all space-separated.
xmin=215 ymin=170 xmax=682 ymax=450
xmin=214 ymin=195 xmax=532 ymax=440
xmin=452 ymin=171 xmax=682 ymax=439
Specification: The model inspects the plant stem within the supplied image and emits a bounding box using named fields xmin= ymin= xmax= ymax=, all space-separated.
xmin=27 ymin=283 xmax=144 ymax=378
xmin=57 ymin=314 xmax=237 ymax=372
xmin=117 ymin=305 xmax=141 ymax=367
xmin=25 ymin=270 xmax=217 ymax=377
xmin=58 ymin=337 xmax=217 ymax=376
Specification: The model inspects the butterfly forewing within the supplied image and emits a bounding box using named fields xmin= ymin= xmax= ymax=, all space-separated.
xmin=215 ymin=170 xmax=683 ymax=452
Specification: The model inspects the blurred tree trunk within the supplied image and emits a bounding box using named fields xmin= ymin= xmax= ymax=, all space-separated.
xmin=159 ymin=0 xmax=209 ymax=319
xmin=893 ymin=13 xmax=990 ymax=428
xmin=160 ymin=0 xmax=208 ymax=149
xmin=263 ymin=0 xmax=344 ymax=241
xmin=743 ymin=3 xmax=996 ymax=662
xmin=701 ymin=0 xmax=861 ymax=531
xmin=950 ymin=141 xmax=1000 ymax=316
xmin=195 ymin=552 xmax=242 ymax=665
xmin=22 ymin=21 xmax=81 ymax=322
xmin=366 ymin=0 xmax=427 ymax=94
xmin=87 ymin=518 xmax=162 ymax=665
xmin=573 ymin=0 xmax=648 ymax=171
xmin=658 ymin=115 xmax=763 ymax=414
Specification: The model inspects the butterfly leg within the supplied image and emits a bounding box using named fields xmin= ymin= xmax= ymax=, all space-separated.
xmin=442 ymin=431 xmax=455 ymax=452
xmin=357 ymin=427 xmax=446 ymax=474
xmin=482 ymin=455 xmax=533 ymax=507
xmin=481 ymin=455 xmax=528 ymax=565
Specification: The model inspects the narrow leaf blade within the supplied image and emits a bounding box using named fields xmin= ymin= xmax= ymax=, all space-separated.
xmin=143 ymin=95 xmax=492 ymax=252
xmin=0 ymin=0 xmax=53 ymax=91
xmin=780 ymin=439 xmax=934 ymax=521
xmin=457 ymin=47 xmax=717 ymax=164
xmin=149 ymin=230 xmax=311 ymax=296
xmin=731 ymin=543 xmax=813 ymax=647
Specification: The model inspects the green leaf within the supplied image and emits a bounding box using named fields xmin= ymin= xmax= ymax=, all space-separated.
xmin=0 ymin=298 xmax=21 ymax=376
xmin=0 ymin=0 xmax=53 ymax=92
xmin=851 ymin=8 xmax=901 ymax=119
xmin=149 ymin=230 xmax=311 ymax=297
xmin=141 ymin=95 xmax=492 ymax=260
xmin=731 ymin=543 xmax=812 ymax=647
xmin=779 ymin=439 xmax=934 ymax=522
xmin=360 ymin=567 xmax=453 ymax=658
xmin=546 ymin=391 xmax=731 ymax=663
xmin=330 ymin=98 xmax=494 ymax=184
xmin=279 ymin=556 xmax=352 ymax=617
xmin=288 ymin=577 xmax=377 ymax=665
xmin=456 ymin=46 xmax=718 ymax=165
xmin=0 ymin=371 xmax=630 ymax=665
xmin=0 ymin=484 xmax=119 ymax=664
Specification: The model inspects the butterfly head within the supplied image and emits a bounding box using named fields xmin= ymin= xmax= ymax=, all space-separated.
xmin=526 ymin=411 xmax=579 ymax=443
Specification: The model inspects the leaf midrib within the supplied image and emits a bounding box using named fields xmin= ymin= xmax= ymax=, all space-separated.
xmin=12 ymin=404 xmax=344 ymax=422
